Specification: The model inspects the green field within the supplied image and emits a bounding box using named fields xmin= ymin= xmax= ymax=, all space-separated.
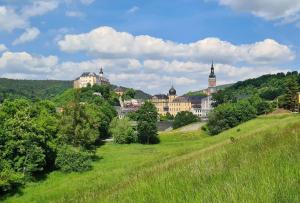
xmin=3 ymin=114 xmax=300 ymax=203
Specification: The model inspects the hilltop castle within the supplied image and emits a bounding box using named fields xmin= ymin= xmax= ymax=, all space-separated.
xmin=151 ymin=63 xmax=216 ymax=118
xmin=73 ymin=67 xmax=110 ymax=89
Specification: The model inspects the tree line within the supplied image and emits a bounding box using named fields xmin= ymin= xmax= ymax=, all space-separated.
xmin=206 ymin=72 xmax=300 ymax=135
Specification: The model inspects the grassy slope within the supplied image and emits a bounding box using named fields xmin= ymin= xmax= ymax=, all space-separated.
xmin=4 ymin=114 xmax=300 ymax=203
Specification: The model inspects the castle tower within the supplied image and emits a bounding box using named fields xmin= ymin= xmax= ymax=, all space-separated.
xmin=99 ymin=67 xmax=104 ymax=78
xmin=208 ymin=61 xmax=216 ymax=95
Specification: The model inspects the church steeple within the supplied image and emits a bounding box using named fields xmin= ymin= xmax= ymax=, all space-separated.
xmin=209 ymin=61 xmax=215 ymax=78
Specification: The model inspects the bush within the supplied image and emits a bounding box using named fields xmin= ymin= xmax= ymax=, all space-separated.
xmin=0 ymin=160 xmax=24 ymax=193
xmin=207 ymin=100 xmax=257 ymax=135
xmin=109 ymin=117 xmax=137 ymax=144
xmin=173 ymin=111 xmax=199 ymax=129
xmin=55 ymin=146 xmax=92 ymax=172
xmin=159 ymin=112 xmax=174 ymax=121
xmin=201 ymin=125 xmax=208 ymax=132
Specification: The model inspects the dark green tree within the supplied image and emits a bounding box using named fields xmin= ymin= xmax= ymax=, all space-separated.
xmin=282 ymin=77 xmax=299 ymax=111
xmin=136 ymin=101 xmax=159 ymax=144
xmin=57 ymin=95 xmax=98 ymax=150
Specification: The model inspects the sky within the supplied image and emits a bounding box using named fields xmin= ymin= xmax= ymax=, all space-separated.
xmin=0 ymin=0 xmax=299 ymax=95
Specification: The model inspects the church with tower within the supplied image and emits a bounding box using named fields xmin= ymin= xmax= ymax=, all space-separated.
xmin=203 ymin=62 xmax=217 ymax=95
xmin=151 ymin=63 xmax=216 ymax=118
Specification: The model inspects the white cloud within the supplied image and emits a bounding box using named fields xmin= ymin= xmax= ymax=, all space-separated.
xmin=143 ymin=60 xmax=207 ymax=73
xmin=241 ymin=39 xmax=295 ymax=65
xmin=64 ymin=0 xmax=94 ymax=5
xmin=80 ymin=0 xmax=94 ymax=5
xmin=218 ymin=0 xmax=300 ymax=24
xmin=0 ymin=44 xmax=7 ymax=52
xmin=0 ymin=1 xmax=58 ymax=32
xmin=109 ymin=72 xmax=196 ymax=91
xmin=0 ymin=6 xmax=28 ymax=32
xmin=13 ymin=27 xmax=40 ymax=45
xmin=58 ymin=26 xmax=294 ymax=65
xmin=213 ymin=63 xmax=285 ymax=79
xmin=65 ymin=11 xmax=85 ymax=18
xmin=127 ymin=6 xmax=139 ymax=14
xmin=21 ymin=1 xmax=59 ymax=18
xmin=0 ymin=51 xmax=58 ymax=76
xmin=56 ymin=26 xmax=295 ymax=93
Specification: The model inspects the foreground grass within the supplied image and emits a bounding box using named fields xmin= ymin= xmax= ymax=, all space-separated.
xmin=3 ymin=114 xmax=300 ymax=202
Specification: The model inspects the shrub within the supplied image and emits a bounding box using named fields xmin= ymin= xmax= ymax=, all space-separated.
xmin=159 ymin=112 xmax=174 ymax=121
xmin=55 ymin=146 xmax=92 ymax=172
xmin=173 ymin=111 xmax=199 ymax=129
xmin=109 ymin=117 xmax=137 ymax=144
xmin=201 ymin=125 xmax=208 ymax=132
xmin=0 ymin=160 xmax=24 ymax=193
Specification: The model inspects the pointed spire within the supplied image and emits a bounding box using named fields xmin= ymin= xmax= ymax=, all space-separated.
xmin=209 ymin=60 xmax=215 ymax=78
xmin=99 ymin=67 xmax=103 ymax=75
xmin=211 ymin=60 xmax=214 ymax=74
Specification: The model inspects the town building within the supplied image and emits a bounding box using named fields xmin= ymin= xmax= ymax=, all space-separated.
xmin=116 ymin=97 xmax=144 ymax=119
xmin=114 ymin=86 xmax=126 ymax=96
xmin=151 ymin=65 xmax=216 ymax=119
xmin=151 ymin=87 xmax=192 ymax=116
xmin=73 ymin=67 xmax=110 ymax=89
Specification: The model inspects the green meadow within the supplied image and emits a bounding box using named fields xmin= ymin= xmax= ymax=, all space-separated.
xmin=3 ymin=114 xmax=300 ymax=203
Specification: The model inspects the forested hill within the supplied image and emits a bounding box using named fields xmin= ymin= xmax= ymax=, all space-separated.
xmin=213 ymin=71 xmax=300 ymax=106
xmin=0 ymin=78 xmax=151 ymax=102
xmin=0 ymin=78 xmax=72 ymax=102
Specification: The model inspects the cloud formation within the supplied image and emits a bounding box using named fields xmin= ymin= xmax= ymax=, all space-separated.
xmin=21 ymin=1 xmax=59 ymax=18
xmin=13 ymin=27 xmax=40 ymax=45
xmin=0 ymin=6 xmax=28 ymax=32
xmin=218 ymin=0 xmax=300 ymax=24
xmin=0 ymin=44 xmax=7 ymax=52
xmin=0 ymin=51 xmax=58 ymax=77
xmin=127 ymin=6 xmax=140 ymax=14
xmin=0 ymin=1 xmax=58 ymax=32
xmin=65 ymin=11 xmax=85 ymax=18
xmin=58 ymin=26 xmax=294 ymax=65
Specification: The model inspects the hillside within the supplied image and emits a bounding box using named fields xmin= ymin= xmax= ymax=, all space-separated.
xmin=213 ymin=72 xmax=300 ymax=105
xmin=0 ymin=78 xmax=72 ymax=101
xmin=3 ymin=114 xmax=299 ymax=202
xmin=0 ymin=78 xmax=151 ymax=103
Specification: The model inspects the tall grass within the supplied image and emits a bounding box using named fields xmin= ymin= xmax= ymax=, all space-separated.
xmin=3 ymin=114 xmax=300 ymax=203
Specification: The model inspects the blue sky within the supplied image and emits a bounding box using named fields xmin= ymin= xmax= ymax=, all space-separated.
xmin=0 ymin=0 xmax=299 ymax=94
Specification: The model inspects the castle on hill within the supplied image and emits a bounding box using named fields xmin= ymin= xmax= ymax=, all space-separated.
xmin=73 ymin=67 xmax=110 ymax=89
xmin=73 ymin=63 xmax=217 ymax=119
xmin=151 ymin=62 xmax=216 ymax=119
